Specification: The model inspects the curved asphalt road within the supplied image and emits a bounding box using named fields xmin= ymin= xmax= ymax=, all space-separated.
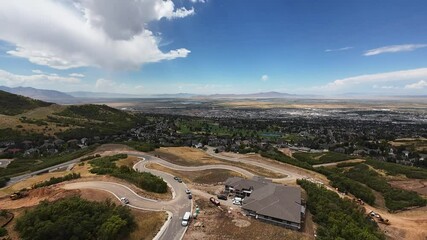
xmin=9 ymin=148 xmax=303 ymax=240
xmin=204 ymin=147 xmax=303 ymax=181
xmin=64 ymin=152 xmax=193 ymax=240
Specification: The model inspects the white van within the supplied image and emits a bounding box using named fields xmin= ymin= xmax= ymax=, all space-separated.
xmin=181 ymin=211 xmax=191 ymax=226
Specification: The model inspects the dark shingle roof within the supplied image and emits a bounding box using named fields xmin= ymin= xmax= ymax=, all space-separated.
xmin=242 ymin=184 xmax=301 ymax=224
xmin=225 ymin=176 xmax=271 ymax=191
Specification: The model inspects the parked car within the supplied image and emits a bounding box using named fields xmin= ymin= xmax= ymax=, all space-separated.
xmin=174 ymin=176 xmax=179 ymax=180
xmin=232 ymin=197 xmax=242 ymax=205
xmin=188 ymin=194 xmax=193 ymax=199
xmin=177 ymin=178 xmax=183 ymax=183
xmin=217 ymin=194 xmax=227 ymax=200
xmin=120 ymin=197 xmax=129 ymax=204
xmin=210 ymin=197 xmax=220 ymax=206
xmin=185 ymin=189 xmax=191 ymax=194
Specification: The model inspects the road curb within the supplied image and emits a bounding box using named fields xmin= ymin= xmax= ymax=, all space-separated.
xmin=153 ymin=211 xmax=173 ymax=240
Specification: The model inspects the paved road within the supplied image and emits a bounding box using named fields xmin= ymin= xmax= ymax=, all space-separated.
xmin=6 ymin=159 xmax=80 ymax=186
xmin=7 ymin=148 xmax=305 ymax=240
xmin=64 ymin=152 xmax=193 ymax=240
xmin=205 ymin=147 xmax=303 ymax=181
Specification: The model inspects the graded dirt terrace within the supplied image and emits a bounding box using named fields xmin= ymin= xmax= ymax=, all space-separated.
xmin=184 ymin=196 xmax=313 ymax=240
xmin=146 ymin=163 xmax=245 ymax=185
xmin=153 ymin=147 xmax=286 ymax=178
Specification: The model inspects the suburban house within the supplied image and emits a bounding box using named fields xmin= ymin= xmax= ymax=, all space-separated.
xmin=224 ymin=176 xmax=305 ymax=230
xmin=225 ymin=176 xmax=272 ymax=198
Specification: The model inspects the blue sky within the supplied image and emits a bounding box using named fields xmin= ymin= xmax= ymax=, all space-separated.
xmin=0 ymin=0 xmax=427 ymax=95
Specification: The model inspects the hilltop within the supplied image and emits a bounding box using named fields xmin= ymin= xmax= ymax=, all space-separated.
xmin=0 ymin=86 xmax=76 ymax=104
xmin=0 ymin=90 xmax=52 ymax=116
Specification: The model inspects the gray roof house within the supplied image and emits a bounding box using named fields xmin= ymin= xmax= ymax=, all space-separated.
xmin=225 ymin=176 xmax=304 ymax=230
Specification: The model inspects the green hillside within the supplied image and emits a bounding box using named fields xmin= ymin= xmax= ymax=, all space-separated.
xmin=57 ymin=104 xmax=135 ymax=122
xmin=51 ymin=104 xmax=140 ymax=140
xmin=0 ymin=90 xmax=52 ymax=115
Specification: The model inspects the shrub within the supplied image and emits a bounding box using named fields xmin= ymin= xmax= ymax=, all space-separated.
xmin=297 ymin=179 xmax=384 ymax=240
xmin=15 ymin=197 xmax=135 ymax=240
xmin=90 ymin=154 xmax=167 ymax=193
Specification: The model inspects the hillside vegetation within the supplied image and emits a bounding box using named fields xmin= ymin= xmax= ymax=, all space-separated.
xmin=15 ymin=197 xmax=135 ymax=240
xmin=262 ymin=149 xmax=427 ymax=211
xmin=298 ymin=179 xmax=384 ymax=240
xmin=0 ymin=90 xmax=52 ymax=115
xmin=52 ymin=104 xmax=140 ymax=140
xmin=89 ymin=154 xmax=168 ymax=193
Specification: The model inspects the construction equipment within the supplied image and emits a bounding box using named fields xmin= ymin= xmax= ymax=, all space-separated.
xmin=10 ymin=190 xmax=28 ymax=200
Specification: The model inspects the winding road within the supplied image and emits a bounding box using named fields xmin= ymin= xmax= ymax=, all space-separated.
xmin=8 ymin=148 xmax=305 ymax=240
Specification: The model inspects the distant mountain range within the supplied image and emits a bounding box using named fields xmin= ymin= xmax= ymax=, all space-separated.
xmin=197 ymin=91 xmax=296 ymax=99
xmin=0 ymin=86 xmax=76 ymax=104
xmin=0 ymin=86 xmax=199 ymax=103
xmin=67 ymin=91 xmax=143 ymax=99
xmin=1 ymin=86 xmax=426 ymax=104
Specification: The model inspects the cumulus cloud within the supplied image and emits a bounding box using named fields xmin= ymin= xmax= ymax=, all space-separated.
xmin=364 ymin=44 xmax=427 ymax=56
xmin=69 ymin=73 xmax=85 ymax=78
xmin=404 ymin=80 xmax=427 ymax=89
xmin=81 ymin=0 xmax=194 ymax=40
xmin=325 ymin=46 xmax=353 ymax=52
xmin=0 ymin=69 xmax=81 ymax=87
xmin=0 ymin=0 xmax=193 ymax=70
xmin=323 ymin=68 xmax=427 ymax=90
xmin=261 ymin=75 xmax=269 ymax=81
xmin=32 ymin=69 xmax=43 ymax=74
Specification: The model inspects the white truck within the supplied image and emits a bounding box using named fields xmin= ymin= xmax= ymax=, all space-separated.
xmin=181 ymin=211 xmax=191 ymax=226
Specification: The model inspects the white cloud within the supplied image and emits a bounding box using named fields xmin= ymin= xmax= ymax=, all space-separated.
xmin=82 ymin=0 xmax=194 ymax=40
xmin=323 ymin=68 xmax=427 ymax=90
xmin=261 ymin=75 xmax=269 ymax=81
xmin=95 ymin=78 xmax=115 ymax=90
xmin=190 ymin=0 xmax=206 ymax=3
xmin=372 ymin=85 xmax=399 ymax=89
xmin=364 ymin=44 xmax=427 ymax=56
xmin=69 ymin=73 xmax=85 ymax=78
xmin=95 ymin=78 xmax=143 ymax=93
xmin=0 ymin=0 xmax=193 ymax=70
xmin=325 ymin=46 xmax=353 ymax=52
xmin=404 ymin=80 xmax=427 ymax=89
xmin=0 ymin=69 xmax=81 ymax=87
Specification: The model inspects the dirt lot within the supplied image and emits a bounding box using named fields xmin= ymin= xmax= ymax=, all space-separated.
xmin=153 ymin=147 xmax=285 ymax=178
xmin=218 ymin=151 xmax=328 ymax=183
xmin=116 ymin=156 xmax=139 ymax=168
xmin=146 ymin=163 xmax=245 ymax=185
xmin=0 ymin=187 xmax=166 ymax=240
xmin=363 ymin=205 xmax=427 ymax=240
xmin=389 ymin=179 xmax=427 ymax=196
xmin=389 ymin=138 xmax=427 ymax=152
xmin=184 ymin=196 xmax=313 ymax=240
